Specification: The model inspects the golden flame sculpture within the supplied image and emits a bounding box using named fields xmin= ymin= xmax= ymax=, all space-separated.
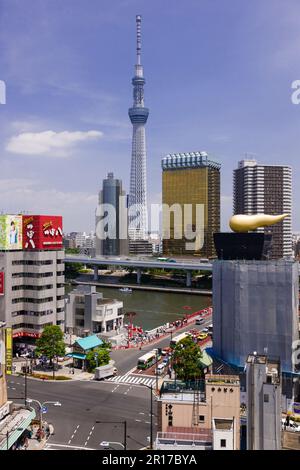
xmin=229 ymin=214 xmax=288 ymax=233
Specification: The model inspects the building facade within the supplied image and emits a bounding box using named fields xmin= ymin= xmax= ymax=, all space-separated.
xmin=156 ymin=375 xmax=240 ymax=450
xmin=128 ymin=15 xmax=149 ymax=241
xmin=246 ymin=354 xmax=281 ymax=450
xmin=162 ymin=152 xmax=220 ymax=258
xmin=95 ymin=173 xmax=128 ymax=257
xmin=66 ymin=285 xmax=124 ymax=338
xmin=213 ymin=260 xmax=299 ymax=373
xmin=0 ymin=215 xmax=65 ymax=341
xmin=233 ymin=159 xmax=292 ymax=259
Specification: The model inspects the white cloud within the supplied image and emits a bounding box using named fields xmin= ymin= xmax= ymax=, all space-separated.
xmin=6 ymin=129 xmax=103 ymax=157
xmin=0 ymin=178 xmax=97 ymax=232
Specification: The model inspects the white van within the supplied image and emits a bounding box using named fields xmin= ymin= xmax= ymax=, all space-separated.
xmin=156 ymin=363 xmax=166 ymax=375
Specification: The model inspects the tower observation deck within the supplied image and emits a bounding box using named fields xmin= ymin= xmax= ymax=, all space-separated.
xmin=128 ymin=15 xmax=149 ymax=239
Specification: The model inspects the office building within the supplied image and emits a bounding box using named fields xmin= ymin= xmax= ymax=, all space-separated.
xmin=95 ymin=173 xmax=128 ymax=256
xmin=233 ymin=159 xmax=292 ymax=259
xmin=213 ymin=260 xmax=299 ymax=374
xmin=246 ymin=354 xmax=281 ymax=450
xmin=0 ymin=215 xmax=65 ymax=342
xmin=128 ymin=15 xmax=149 ymax=241
xmin=162 ymin=152 xmax=220 ymax=257
xmin=66 ymin=285 xmax=124 ymax=338
xmin=156 ymin=375 xmax=240 ymax=450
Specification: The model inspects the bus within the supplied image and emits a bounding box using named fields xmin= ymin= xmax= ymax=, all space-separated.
xmin=170 ymin=332 xmax=190 ymax=348
xmin=137 ymin=351 xmax=157 ymax=370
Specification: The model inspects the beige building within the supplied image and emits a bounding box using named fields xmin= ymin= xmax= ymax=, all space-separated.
xmin=156 ymin=374 xmax=240 ymax=450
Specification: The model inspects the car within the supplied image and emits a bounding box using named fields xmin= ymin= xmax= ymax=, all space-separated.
xmin=161 ymin=347 xmax=171 ymax=356
xmin=195 ymin=317 xmax=205 ymax=325
xmin=281 ymin=418 xmax=300 ymax=432
xmin=156 ymin=363 xmax=166 ymax=375
xmin=198 ymin=333 xmax=208 ymax=340
xmin=162 ymin=357 xmax=170 ymax=365
xmin=201 ymin=327 xmax=209 ymax=333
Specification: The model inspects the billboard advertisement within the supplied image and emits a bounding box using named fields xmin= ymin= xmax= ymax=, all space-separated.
xmin=0 ymin=272 xmax=4 ymax=296
xmin=5 ymin=327 xmax=12 ymax=375
xmin=0 ymin=215 xmax=23 ymax=250
xmin=23 ymin=215 xmax=63 ymax=250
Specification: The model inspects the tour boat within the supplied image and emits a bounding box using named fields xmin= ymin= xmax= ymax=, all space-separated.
xmin=119 ymin=287 xmax=133 ymax=293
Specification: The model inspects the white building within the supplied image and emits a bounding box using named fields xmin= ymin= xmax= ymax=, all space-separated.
xmin=0 ymin=250 xmax=65 ymax=340
xmin=66 ymin=285 xmax=124 ymax=338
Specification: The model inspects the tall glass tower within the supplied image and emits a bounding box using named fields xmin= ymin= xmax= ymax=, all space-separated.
xmin=128 ymin=15 xmax=149 ymax=240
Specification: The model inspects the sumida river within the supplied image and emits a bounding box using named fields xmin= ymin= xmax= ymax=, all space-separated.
xmin=66 ymin=284 xmax=211 ymax=331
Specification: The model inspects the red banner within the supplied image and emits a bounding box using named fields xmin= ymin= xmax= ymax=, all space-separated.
xmin=23 ymin=215 xmax=63 ymax=250
xmin=0 ymin=272 xmax=4 ymax=295
xmin=12 ymin=331 xmax=41 ymax=339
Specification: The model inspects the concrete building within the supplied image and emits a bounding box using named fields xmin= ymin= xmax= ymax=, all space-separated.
xmin=246 ymin=354 xmax=281 ymax=450
xmin=0 ymin=250 xmax=65 ymax=341
xmin=162 ymin=152 xmax=220 ymax=258
xmin=233 ymin=159 xmax=292 ymax=259
xmin=213 ymin=260 xmax=299 ymax=374
xmin=66 ymin=285 xmax=124 ymax=338
xmin=156 ymin=375 xmax=240 ymax=450
xmin=95 ymin=173 xmax=128 ymax=257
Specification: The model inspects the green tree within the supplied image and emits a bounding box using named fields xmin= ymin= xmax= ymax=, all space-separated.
xmin=65 ymin=248 xmax=80 ymax=254
xmin=35 ymin=325 xmax=65 ymax=364
xmin=86 ymin=347 xmax=110 ymax=372
xmin=65 ymin=262 xmax=84 ymax=278
xmin=172 ymin=336 xmax=203 ymax=382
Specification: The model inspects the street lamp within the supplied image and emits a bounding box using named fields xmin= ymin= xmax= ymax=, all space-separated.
xmin=95 ymin=421 xmax=127 ymax=450
xmin=26 ymin=398 xmax=61 ymax=433
xmin=140 ymin=383 xmax=155 ymax=450
xmin=100 ymin=440 xmax=125 ymax=450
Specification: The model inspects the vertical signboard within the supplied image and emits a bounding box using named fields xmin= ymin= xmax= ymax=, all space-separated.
xmin=0 ymin=215 xmax=23 ymax=250
xmin=5 ymin=327 xmax=12 ymax=375
xmin=0 ymin=272 xmax=4 ymax=296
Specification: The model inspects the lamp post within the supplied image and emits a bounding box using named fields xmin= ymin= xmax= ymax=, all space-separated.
xmin=100 ymin=440 xmax=125 ymax=450
xmin=26 ymin=398 xmax=61 ymax=433
xmin=95 ymin=420 xmax=127 ymax=451
xmin=140 ymin=383 xmax=154 ymax=450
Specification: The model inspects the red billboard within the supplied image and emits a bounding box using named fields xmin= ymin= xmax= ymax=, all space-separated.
xmin=12 ymin=331 xmax=41 ymax=339
xmin=0 ymin=272 xmax=4 ymax=295
xmin=23 ymin=215 xmax=63 ymax=250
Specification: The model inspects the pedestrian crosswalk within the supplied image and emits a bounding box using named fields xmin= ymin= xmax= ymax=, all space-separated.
xmin=106 ymin=374 xmax=156 ymax=387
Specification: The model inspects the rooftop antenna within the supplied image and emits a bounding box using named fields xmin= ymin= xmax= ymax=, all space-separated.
xmin=136 ymin=14 xmax=142 ymax=66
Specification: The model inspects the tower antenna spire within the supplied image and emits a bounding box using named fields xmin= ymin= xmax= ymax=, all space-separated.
xmin=136 ymin=14 xmax=142 ymax=65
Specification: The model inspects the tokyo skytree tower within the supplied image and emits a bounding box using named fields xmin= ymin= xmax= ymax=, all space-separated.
xmin=128 ymin=15 xmax=149 ymax=239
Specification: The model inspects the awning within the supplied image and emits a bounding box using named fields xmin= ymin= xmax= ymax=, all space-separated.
xmin=66 ymin=353 xmax=86 ymax=360
xmin=0 ymin=408 xmax=36 ymax=451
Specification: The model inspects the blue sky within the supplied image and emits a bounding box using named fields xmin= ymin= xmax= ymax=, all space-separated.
xmin=0 ymin=0 xmax=300 ymax=232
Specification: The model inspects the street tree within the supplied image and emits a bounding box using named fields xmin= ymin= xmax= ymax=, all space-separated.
xmin=35 ymin=325 xmax=65 ymax=365
xmin=86 ymin=347 xmax=110 ymax=372
xmin=172 ymin=336 xmax=203 ymax=382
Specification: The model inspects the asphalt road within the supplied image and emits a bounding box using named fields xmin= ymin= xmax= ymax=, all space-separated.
xmin=7 ymin=377 xmax=157 ymax=450
xmin=111 ymin=316 xmax=212 ymax=374
xmin=6 ymin=316 xmax=212 ymax=451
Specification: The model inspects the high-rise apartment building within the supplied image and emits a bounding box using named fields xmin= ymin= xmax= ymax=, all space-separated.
xmin=128 ymin=15 xmax=149 ymax=240
xmin=233 ymin=159 xmax=292 ymax=258
xmin=0 ymin=215 xmax=65 ymax=342
xmin=162 ymin=152 xmax=220 ymax=258
xmin=95 ymin=173 xmax=128 ymax=257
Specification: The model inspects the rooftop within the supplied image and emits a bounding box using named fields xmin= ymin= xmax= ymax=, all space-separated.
xmin=75 ymin=335 xmax=103 ymax=351
xmin=162 ymin=152 xmax=221 ymax=171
